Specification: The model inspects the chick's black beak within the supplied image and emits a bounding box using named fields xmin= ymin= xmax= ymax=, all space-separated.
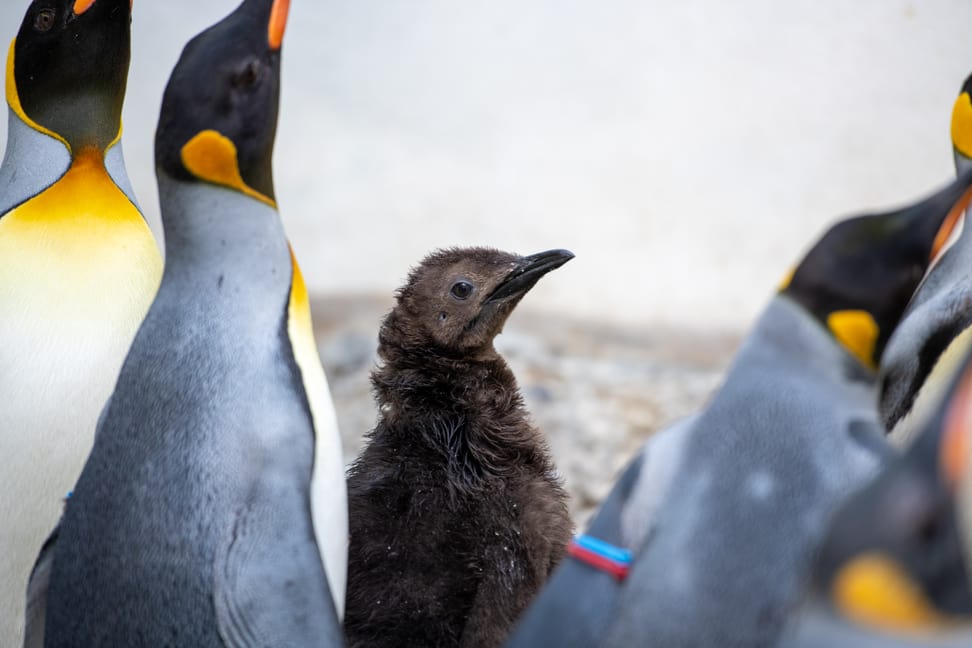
xmin=485 ymin=249 xmax=574 ymax=304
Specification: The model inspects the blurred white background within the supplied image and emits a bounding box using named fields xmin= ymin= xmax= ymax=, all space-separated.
xmin=3 ymin=0 xmax=972 ymax=329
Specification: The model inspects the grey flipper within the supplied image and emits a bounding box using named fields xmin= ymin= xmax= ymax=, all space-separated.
xmin=215 ymin=479 xmax=342 ymax=647
xmin=0 ymin=110 xmax=70 ymax=218
xmin=505 ymin=453 xmax=644 ymax=648
xmin=22 ymin=525 xmax=58 ymax=648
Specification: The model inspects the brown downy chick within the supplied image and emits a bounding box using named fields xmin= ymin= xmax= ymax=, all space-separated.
xmin=345 ymin=247 xmax=575 ymax=648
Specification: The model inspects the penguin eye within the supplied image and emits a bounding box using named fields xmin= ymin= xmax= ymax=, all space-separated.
xmin=450 ymin=281 xmax=474 ymax=300
xmin=34 ymin=9 xmax=56 ymax=32
xmin=232 ymin=59 xmax=264 ymax=90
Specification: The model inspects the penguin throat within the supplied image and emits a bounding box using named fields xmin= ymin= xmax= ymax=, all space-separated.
xmin=0 ymin=141 xmax=160 ymax=319
xmin=5 ymin=39 xmax=122 ymax=155
xmin=0 ymin=145 xmax=140 ymax=231
xmin=376 ymin=357 xmax=525 ymax=435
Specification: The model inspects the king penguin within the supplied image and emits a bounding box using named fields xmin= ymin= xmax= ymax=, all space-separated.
xmin=779 ymin=343 xmax=972 ymax=648
xmin=880 ymin=71 xmax=972 ymax=443
xmin=775 ymin=74 xmax=972 ymax=648
xmin=345 ymin=247 xmax=573 ymax=648
xmin=0 ymin=1 xmax=162 ymax=644
xmin=31 ymin=0 xmax=346 ymax=645
xmin=508 ymin=171 xmax=972 ymax=648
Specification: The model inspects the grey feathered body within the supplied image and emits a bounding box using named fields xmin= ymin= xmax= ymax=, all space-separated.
xmin=43 ymin=178 xmax=339 ymax=647
xmin=603 ymin=296 xmax=887 ymax=648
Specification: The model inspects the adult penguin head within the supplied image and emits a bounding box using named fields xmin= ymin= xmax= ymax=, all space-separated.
xmin=781 ymin=171 xmax=972 ymax=370
xmin=9 ymin=0 xmax=132 ymax=153
xmin=154 ymin=0 xmax=289 ymax=207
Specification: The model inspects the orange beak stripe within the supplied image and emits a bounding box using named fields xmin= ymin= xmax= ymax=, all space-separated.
xmin=74 ymin=0 xmax=97 ymax=15
xmin=930 ymin=186 xmax=972 ymax=263
xmin=941 ymin=364 xmax=972 ymax=489
xmin=268 ymin=0 xmax=290 ymax=51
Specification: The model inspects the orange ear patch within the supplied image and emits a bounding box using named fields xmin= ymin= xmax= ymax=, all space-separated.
xmin=832 ymin=552 xmax=953 ymax=632
xmin=827 ymin=310 xmax=879 ymax=370
xmin=952 ymin=93 xmax=972 ymax=159
xmin=268 ymin=0 xmax=290 ymax=50
xmin=180 ymin=130 xmax=276 ymax=208
xmin=74 ymin=0 xmax=97 ymax=15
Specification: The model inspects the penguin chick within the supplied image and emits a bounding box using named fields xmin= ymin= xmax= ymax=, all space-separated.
xmin=345 ymin=247 xmax=574 ymax=648
xmin=780 ymin=341 xmax=972 ymax=647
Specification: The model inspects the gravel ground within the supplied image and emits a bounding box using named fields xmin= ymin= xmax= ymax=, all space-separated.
xmin=312 ymin=295 xmax=740 ymax=524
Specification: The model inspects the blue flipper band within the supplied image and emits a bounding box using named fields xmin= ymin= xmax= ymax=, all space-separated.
xmin=574 ymin=534 xmax=632 ymax=565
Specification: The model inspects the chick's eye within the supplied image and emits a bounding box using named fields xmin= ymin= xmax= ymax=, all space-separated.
xmin=35 ymin=9 xmax=56 ymax=32
xmin=450 ymin=281 xmax=474 ymax=300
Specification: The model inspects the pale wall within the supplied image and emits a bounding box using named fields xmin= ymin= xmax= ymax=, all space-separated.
xmin=3 ymin=0 xmax=972 ymax=328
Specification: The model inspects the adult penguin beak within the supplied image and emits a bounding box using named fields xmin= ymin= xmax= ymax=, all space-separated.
xmin=268 ymin=0 xmax=290 ymax=50
xmin=73 ymin=0 xmax=97 ymax=15
xmin=484 ymin=249 xmax=575 ymax=304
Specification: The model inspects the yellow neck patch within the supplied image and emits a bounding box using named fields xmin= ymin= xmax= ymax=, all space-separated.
xmin=180 ymin=130 xmax=276 ymax=208
xmin=777 ymin=266 xmax=796 ymax=292
xmin=952 ymin=93 xmax=972 ymax=160
xmin=832 ymin=553 xmax=960 ymax=633
xmin=827 ymin=309 xmax=879 ymax=369
xmin=0 ymin=147 xmax=144 ymax=230
xmin=0 ymin=145 xmax=161 ymax=304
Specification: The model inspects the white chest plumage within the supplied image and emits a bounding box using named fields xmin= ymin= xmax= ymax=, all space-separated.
xmin=287 ymin=254 xmax=348 ymax=617
xmin=0 ymin=138 xmax=162 ymax=642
